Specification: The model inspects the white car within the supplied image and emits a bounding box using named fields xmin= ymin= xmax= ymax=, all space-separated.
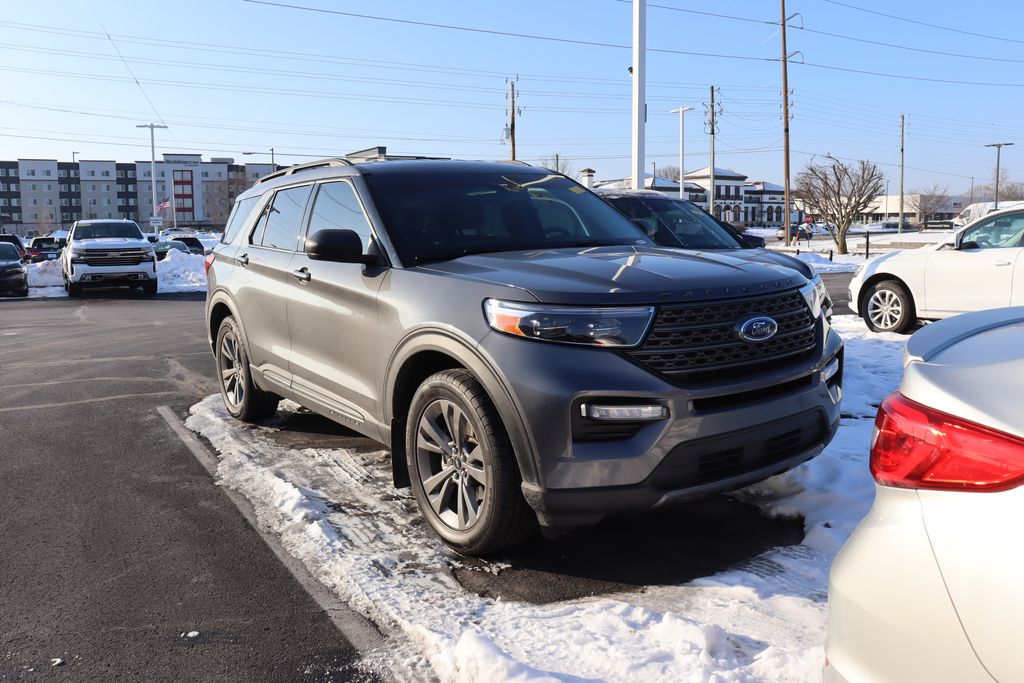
xmin=62 ymin=219 xmax=158 ymax=296
xmin=849 ymin=206 xmax=1024 ymax=332
xmin=825 ymin=307 xmax=1024 ymax=683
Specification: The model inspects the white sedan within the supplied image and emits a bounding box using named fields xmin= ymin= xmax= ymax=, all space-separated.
xmin=849 ymin=206 xmax=1024 ymax=332
xmin=825 ymin=307 xmax=1024 ymax=683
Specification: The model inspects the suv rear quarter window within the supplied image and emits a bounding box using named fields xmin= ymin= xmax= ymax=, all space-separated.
xmin=222 ymin=196 xmax=258 ymax=244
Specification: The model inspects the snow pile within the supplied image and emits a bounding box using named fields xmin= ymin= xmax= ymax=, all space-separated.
xmin=794 ymin=253 xmax=863 ymax=273
xmin=27 ymin=259 xmax=63 ymax=287
xmin=187 ymin=315 xmax=907 ymax=682
xmin=157 ymin=249 xmax=207 ymax=291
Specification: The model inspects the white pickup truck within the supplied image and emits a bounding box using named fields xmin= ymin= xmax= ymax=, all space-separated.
xmin=62 ymin=219 xmax=158 ymax=297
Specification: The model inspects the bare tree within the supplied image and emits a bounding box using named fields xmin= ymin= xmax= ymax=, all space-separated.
xmin=794 ymin=155 xmax=884 ymax=254
xmin=909 ymin=185 xmax=949 ymax=228
xmin=972 ymin=167 xmax=1024 ymax=203
xmin=537 ymin=154 xmax=575 ymax=178
xmin=660 ymin=165 xmax=681 ymax=182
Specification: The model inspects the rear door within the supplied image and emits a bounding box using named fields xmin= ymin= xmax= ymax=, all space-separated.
xmin=285 ymin=180 xmax=387 ymax=433
xmin=923 ymin=211 xmax=1024 ymax=315
xmin=232 ymin=183 xmax=313 ymax=388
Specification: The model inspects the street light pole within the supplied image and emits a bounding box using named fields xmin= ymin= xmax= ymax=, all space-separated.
xmin=137 ymin=123 xmax=167 ymax=234
xmin=72 ymin=151 xmax=79 ymax=164
xmin=669 ymin=106 xmax=693 ymax=199
xmin=985 ymin=142 xmax=1014 ymax=209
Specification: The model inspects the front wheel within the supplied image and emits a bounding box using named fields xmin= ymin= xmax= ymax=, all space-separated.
xmin=862 ymin=280 xmax=915 ymax=333
xmin=67 ymin=282 xmax=82 ymax=298
xmin=215 ymin=316 xmax=279 ymax=422
xmin=406 ymin=369 xmax=534 ymax=556
xmin=142 ymin=280 xmax=158 ymax=295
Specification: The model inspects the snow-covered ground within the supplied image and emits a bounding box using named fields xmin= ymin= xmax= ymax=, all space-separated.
xmin=25 ymin=250 xmax=206 ymax=298
xmin=793 ymin=253 xmax=865 ymax=274
xmin=186 ymin=316 xmax=906 ymax=682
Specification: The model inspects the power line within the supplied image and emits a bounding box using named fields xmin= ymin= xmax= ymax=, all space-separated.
xmin=823 ymin=0 xmax=1024 ymax=46
xmin=241 ymin=0 xmax=776 ymax=63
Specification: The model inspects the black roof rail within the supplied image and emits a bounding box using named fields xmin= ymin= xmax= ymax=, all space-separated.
xmin=254 ymin=157 xmax=354 ymax=185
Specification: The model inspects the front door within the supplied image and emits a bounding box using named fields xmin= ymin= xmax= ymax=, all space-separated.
xmin=285 ymin=180 xmax=387 ymax=432
xmin=923 ymin=211 xmax=1024 ymax=316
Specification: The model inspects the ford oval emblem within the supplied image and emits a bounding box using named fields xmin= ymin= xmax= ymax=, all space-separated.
xmin=737 ymin=316 xmax=778 ymax=342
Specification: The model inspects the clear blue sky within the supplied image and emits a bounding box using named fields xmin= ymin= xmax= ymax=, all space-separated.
xmin=2 ymin=0 xmax=1022 ymax=194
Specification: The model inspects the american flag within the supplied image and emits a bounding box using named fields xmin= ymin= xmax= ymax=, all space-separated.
xmin=156 ymin=198 xmax=171 ymax=211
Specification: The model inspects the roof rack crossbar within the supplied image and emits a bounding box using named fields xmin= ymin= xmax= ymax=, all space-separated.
xmin=254 ymin=157 xmax=354 ymax=185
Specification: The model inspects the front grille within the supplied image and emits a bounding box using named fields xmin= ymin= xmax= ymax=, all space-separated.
xmin=80 ymin=250 xmax=149 ymax=267
xmin=647 ymin=410 xmax=827 ymax=490
xmin=626 ymin=289 xmax=818 ymax=384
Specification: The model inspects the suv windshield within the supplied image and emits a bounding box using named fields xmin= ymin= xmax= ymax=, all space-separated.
xmin=0 ymin=243 xmax=19 ymax=260
xmin=364 ymin=171 xmax=654 ymax=263
xmin=73 ymin=222 xmax=143 ymax=240
xmin=606 ymin=196 xmax=741 ymax=250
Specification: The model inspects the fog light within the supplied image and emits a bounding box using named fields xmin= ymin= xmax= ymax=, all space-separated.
xmin=582 ymin=404 xmax=668 ymax=421
xmin=822 ymin=358 xmax=839 ymax=383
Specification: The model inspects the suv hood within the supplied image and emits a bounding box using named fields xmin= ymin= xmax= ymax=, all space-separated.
xmin=713 ymin=247 xmax=813 ymax=278
xmin=71 ymin=237 xmax=151 ymax=249
xmin=416 ymin=245 xmax=808 ymax=305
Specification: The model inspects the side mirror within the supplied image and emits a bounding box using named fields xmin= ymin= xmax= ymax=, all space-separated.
xmin=959 ymin=240 xmax=979 ymax=250
xmin=631 ymin=218 xmax=657 ymax=238
xmin=148 ymin=235 xmax=158 ymax=243
xmin=305 ymin=229 xmax=375 ymax=264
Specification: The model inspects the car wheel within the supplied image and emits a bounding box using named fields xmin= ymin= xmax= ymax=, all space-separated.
xmin=67 ymin=282 xmax=82 ymax=298
xmin=406 ymin=369 xmax=535 ymax=556
xmin=142 ymin=280 xmax=158 ymax=295
xmin=863 ymin=280 xmax=915 ymax=334
xmin=215 ymin=316 xmax=279 ymax=422
xmin=18 ymin=287 xmax=28 ymax=298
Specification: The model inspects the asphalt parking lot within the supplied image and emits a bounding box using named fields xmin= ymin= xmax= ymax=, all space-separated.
xmin=0 ymin=272 xmax=856 ymax=679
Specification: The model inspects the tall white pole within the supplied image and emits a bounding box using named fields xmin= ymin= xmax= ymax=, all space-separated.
xmin=631 ymin=0 xmax=646 ymax=190
xmin=670 ymin=106 xmax=693 ymax=199
xmin=137 ymin=123 xmax=167 ymax=235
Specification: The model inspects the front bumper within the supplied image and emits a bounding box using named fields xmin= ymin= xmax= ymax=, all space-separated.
xmin=67 ymin=261 xmax=156 ymax=285
xmin=481 ymin=319 xmax=844 ymax=526
xmin=825 ymin=486 xmax=991 ymax=683
xmin=0 ymin=271 xmax=28 ymax=294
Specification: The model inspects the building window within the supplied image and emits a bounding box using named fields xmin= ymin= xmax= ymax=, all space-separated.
xmin=160 ymin=171 xmax=165 ymax=177
xmin=29 ymin=184 xmax=36 ymax=191
xmin=127 ymin=170 xmax=135 ymax=178
xmin=26 ymin=169 xmax=36 ymax=176
xmin=128 ymin=184 xmax=136 ymax=192
xmin=117 ymin=170 xmax=125 ymax=178
xmin=104 ymin=184 xmax=111 ymax=192
xmin=201 ymin=171 xmax=209 ymax=178
xmin=88 ymin=170 xmax=95 ymax=177
xmin=90 ymin=198 xmax=97 ymax=206
xmin=104 ymin=199 xmax=112 ymax=206
xmin=144 ymin=171 xmax=151 ymax=177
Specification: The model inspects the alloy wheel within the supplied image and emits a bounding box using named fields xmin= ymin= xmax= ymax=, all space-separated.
xmin=868 ymin=289 xmax=903 ymax=330
xmin=415 ymin=399 xmax=488 ymax=532
xmin=219 ymin=331 xmax=244 ymax=409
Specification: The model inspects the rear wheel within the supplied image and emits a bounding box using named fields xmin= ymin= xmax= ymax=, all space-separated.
xmin=215 ymin=316 xmax=279 ymax=422
xmin=67 ymin=282 xmax=82 ymax=298
xmin=406 ymin=369 xmax=534 ymax=556
xmin=863 ymin=280 xmax=915 ymax=333
xmin=142 ymin=280 xmax=158 ymax=295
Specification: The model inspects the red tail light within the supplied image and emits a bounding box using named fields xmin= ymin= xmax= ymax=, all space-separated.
xmin=204 ymin=253 xmax=215 ymax=276
xmin=871 ymin=393 xmax=1024 ymax=492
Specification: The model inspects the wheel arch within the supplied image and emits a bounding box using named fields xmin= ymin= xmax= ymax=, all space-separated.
xmin=384 ymin=331 xmax=539 ymax=490
xmin=860 ymin=272 xmax=918 ymax=317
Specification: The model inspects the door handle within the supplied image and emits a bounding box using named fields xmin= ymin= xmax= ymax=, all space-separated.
xmin=995 ymin=260 xmax=1012 ymax=266
xmin=291 ymin=267 xmax=311 ymax=283
xmin=238 ymin=253 xmax=249 ymax=266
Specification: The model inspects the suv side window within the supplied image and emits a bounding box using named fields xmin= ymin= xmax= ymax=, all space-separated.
xmin=258 ymin=184 xmax=313 ymax=251
xmin=962 ymin=211 xmax=1024 ymax=249
xmin=222 ymin=196 xmax=258 ymax=244
xmin=306 ymin=181 xmax=373 ymax=250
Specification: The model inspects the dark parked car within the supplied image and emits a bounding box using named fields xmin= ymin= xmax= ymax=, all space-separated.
xmin=776 ymin=225 xmax=811 ymax=241
xmin=206 ymin=159 xmax=842 ymax=555
xmin=171 ymin=235 xmax=207 ymax=254
xmin=716 ymin=219 xmax=766 ymax=248
xmin=0 ymin=234 xmax=27 ymax=260
xmin=0 ymin=242 xmax=28 ymax=297
xmin=153 ymin=240 xmax=191 ymax=261
xmin=597 ymin=189 xmax=818 ymax=280
xmin=26 ymin=237 xmax=62 ymax=263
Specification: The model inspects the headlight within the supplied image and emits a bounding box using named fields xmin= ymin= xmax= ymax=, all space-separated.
xmin=484 ymin=299 xmax=655 ymax=347
xmin=800 ymin=275 xmax=829 ymax=318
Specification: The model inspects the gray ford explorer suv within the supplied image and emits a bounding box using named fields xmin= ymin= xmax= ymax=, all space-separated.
xmin=205 ymin=158 xmax=843 ymax=555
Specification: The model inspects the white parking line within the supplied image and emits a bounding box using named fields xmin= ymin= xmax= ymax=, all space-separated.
xmin=155 ymin=405 xmax=388 ymax=661
xmin=0 ymin=391 xmax=182 ymax=413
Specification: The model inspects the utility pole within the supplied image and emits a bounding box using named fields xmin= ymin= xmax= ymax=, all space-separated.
xmin=781 ymin=0 xmax=793 ymax=247
xmin=651 ymin=161 xmax=656 ymax=188
xmin=508 ymin=79 xmax=518 ymax=161
xmin=72 ymin=151 xmax=79 ymax=164
xmin=708 ymin=85 xmax=717 ymax=215
xmin=970 ymin=176 xmax=975 ymax=204
xmin=555 ymin=153 xmax=560 ymax=172
xmin=898 ymin=114 xmax=905 ymax=234
xmin=986 ymin=142 xmax=1014 ymax=209
xmin=136 ymin=123 xmax=167 ymax=235
xmin=631 ymin=0 xmax=646 ymax=190
xmin=670 ymin=106 xmax=693 ymax=199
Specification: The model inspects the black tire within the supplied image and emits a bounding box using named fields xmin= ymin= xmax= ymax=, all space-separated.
xmin=67 ymin=282 xmax=82 ymax=298
xmin=215 ymin=316 xmax=279 ymax=422
xmin=17 ymin=287 xmax=28 ymax=298
xmin=862 ymin=280 xmax=916 ymax=334
xmin=406 ymin=369 xmax=535 ymax=556
xmin=142 ymin=280 xmax=158 ymax=295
